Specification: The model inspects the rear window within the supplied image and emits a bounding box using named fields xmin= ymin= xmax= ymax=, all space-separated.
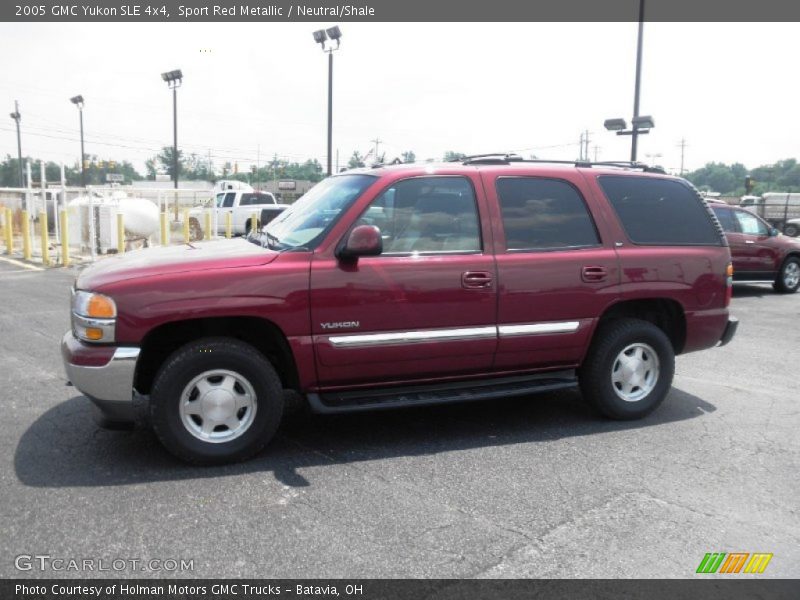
xmin=599 ymin=176 xmax=721 ymax=245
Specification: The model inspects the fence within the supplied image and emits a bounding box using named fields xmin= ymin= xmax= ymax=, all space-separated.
xmin=0 ymin=185 xmax=262 ymax=267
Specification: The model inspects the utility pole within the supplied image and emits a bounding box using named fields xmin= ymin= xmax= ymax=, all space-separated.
xmin=677 ymin=138 xmax=687 ymax=175
xmin=593 ymin=145 xmax=600 ymax=162
xmin=371 ymin=137 xmax=382 ymax=163
xmin=579 ymin=132 xmax=584 ymax=161
xmin=10 ymin=101 xmax=23 ymax=188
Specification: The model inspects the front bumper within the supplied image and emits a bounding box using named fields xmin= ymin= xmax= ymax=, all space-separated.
xmin=61 ymin=332 xmax=140 ymax=425
xmin=718 ymin=316 xmax=739 ymax=347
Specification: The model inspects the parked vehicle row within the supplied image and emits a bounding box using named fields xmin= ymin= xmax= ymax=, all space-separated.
xmin=62 ymin=158 xmax=737 ymax=464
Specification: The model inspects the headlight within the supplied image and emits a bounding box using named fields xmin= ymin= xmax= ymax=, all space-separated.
xmin=72 ymin=290 xmax=116 ymax=343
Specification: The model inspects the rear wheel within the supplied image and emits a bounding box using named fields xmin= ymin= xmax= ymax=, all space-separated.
xmin=150 ymin=337 xmax=284 ymax=464
xmin=773 ymin=257 xmax=800 ymax=293
xmin=578 ymin=319 xmax=675 ymax=420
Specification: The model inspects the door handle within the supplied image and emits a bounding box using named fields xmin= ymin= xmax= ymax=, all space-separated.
xmin=582 ymin=266 xmax=608 ymax=282
xmin=462 ymin=271 xmax=493 ymax=289
xmin=745 ymin=240 xmax=755 ymax=244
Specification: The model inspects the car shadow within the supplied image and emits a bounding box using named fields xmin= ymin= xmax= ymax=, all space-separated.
xmin=15 ymin=387 xmax=716 ymax=489
xmin=732 ymin=282 xmax=775 ymax=298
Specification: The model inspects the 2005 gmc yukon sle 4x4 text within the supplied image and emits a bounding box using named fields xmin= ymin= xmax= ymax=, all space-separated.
xmin=62 ymin=157 xmax=738 ymax=464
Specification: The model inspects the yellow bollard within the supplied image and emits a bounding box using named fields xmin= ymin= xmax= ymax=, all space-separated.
xmin=39 ymin=211 xmax=49 ymax=266
xmin=117 ymin=213 xmax=125 ymax=254
xmin=250 ymin=212 xmax=258 ymax=235
xmin=204 ymin=211 xmax=211 ymax=241
xmin=183 ymin=209 xmax=190 ymax=243
xmin=4 ymin=208 xmax=12 ymax=255
xmin=225 ymin=212 xmax=232 ymax=239
xmin=60 ymin=210 xmax=69 ymax=267
xmin=21 ymin=210 xmax=31 ymax=260
xmin=160 ymin=212 xmax=169 ymax=246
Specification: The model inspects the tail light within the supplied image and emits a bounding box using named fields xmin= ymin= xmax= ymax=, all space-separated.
xmin=725 ymin=262 xmax=733 ymax=307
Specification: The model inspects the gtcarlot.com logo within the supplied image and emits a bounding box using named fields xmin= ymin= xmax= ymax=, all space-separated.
xmin=696 ymin=552 xmax=773 ymax=574
xmin=14 ymin=554 xmax=194 ymax=572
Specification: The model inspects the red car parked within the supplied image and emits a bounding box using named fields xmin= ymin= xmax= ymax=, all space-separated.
xmin=62 ymin=158 xmax=737 ymax=464
xmin=709 ymin=201 xmax=800 ymax=293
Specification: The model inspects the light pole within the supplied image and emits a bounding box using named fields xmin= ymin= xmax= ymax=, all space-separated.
xmin=70 ymin=95 xmax=86 ymax=187
xmin=603 ymin=0 xmax=652 ymax=162
xmin=10 ymin=101 xmax=23 ymax=188
xmin=313 ymin=26 xmax=342 ymax=177
xmin=161 ymin=69 xmax=183 ymax=188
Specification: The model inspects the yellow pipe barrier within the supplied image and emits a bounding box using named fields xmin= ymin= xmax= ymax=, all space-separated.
xmin=204 ymin=211 xmax=211 ymax=240
xmin=60 ymin=210 xmax=69 ymax=267
xmin=4 ymin=208 xmax=12 ymax=255
xmin=183 ymin=209 xmax=190 ymax=243
xmin=39 ymin=211 xmax=49 ymax=266
xmin=160 ymin=212 xmax=169 ymax=246
xmin=250 ymin=212 xmax=258 ymax=235
xmin=225 ymin=212 xmax=232 ymax=239
xmin=21 ymin=210 xmax=31 ymax=260
xmin=117 ymin=213 xmax=125 ymax=254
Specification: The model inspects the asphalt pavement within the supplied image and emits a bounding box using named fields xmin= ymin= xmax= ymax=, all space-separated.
xmin=0 ymin=256 xmax=798 ymax=578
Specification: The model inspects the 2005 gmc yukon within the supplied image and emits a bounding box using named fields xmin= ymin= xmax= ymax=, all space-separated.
xmin=62 ymin=157 xmax=738 ymax=464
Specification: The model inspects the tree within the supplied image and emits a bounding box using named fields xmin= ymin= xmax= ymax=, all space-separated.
xmin=443 ymin=151 xmax=467 ymax=162
xmin=156 ymin=146 xmax=184 ymax=180
xmin=348 ymin=151 xmax=366 ymax=169
xmin=401 ymin=151 xmax=416 ymax=164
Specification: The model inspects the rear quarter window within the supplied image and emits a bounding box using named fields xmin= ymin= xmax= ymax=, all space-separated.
xmin=598 ymin=176 xmax=721 ymax=245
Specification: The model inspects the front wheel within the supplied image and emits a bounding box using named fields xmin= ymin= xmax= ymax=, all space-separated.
xmin=783 ymin=223 xmax=799 ymax=237
xmin=578 ymin=319 xmax=675 ymax=420
xmin=773 ymin=257 xmax=800 ymax=293
xmin=150 ymin=337 xmax=284 ymax=464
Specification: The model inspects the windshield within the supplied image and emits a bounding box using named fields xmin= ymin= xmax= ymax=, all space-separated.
xmin=263 ymin=174 xmax=376 ymax=250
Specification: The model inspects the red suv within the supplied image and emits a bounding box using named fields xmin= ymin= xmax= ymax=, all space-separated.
xmin=709 ymin=201 xmax=800 ymax=293
xmin=62 ymin=158 xmax=737 ymax=464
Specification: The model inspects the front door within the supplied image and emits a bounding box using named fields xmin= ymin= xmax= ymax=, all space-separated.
xmin=310 ymin=175 xmax=497 ymax=387
xmin=732 ymin=209 xmax=778 ymax=274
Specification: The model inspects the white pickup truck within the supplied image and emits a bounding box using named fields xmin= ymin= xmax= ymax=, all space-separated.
xmin=188 ymin=186 xmax=288 ymax=240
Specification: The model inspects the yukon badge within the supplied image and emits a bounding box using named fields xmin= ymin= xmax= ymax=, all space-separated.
xmin=321 ymin=321 xmax=360 ymax=330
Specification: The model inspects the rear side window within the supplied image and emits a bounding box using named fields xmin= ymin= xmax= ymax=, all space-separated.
xmin=599 ymin=176 xmax=721 ymax=245
xmin=712 ymin=206 xmax=738 ymax=233
xmin=495 ymin=177 xmax=600 ymax=251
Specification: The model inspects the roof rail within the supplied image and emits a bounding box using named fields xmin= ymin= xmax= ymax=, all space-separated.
xmin=459 ymin=154 xmax=666 ymax=173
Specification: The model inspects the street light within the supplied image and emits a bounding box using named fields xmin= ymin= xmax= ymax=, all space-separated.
xmin=9 ymin=101 xmax=23 ymax=188
xmin=161 ymin=69 xmax=183 ymax=188
xmin=312 ymin=26 xmax=342 ymax=177
xmin=70 ymin=95 xmax=86 ymax=187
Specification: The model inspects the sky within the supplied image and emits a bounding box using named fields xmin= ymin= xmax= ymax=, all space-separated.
xmin=0 ymin=21 xmax=797 ymax=177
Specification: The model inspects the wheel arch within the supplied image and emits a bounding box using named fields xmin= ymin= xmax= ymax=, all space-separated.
xmin=592 ymin=297 xmax=687 ymax=355
xmin=134 ymin=316 xmax=299 ymax=395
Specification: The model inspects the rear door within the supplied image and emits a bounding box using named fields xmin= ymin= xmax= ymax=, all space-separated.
xmin=482 ymin=171 xmax=620 ymax=371
xmin=711 ymin=205 xmax=748 ymax=273
xmin=310 ymin=174 xmax=498 ymax=387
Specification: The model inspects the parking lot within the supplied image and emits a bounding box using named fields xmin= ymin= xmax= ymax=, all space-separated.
xmin=0 ymin=256 xmax=797 ymax=579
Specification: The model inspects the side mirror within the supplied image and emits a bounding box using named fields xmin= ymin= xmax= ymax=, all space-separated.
xmin=337 ymin=225 xmax=383 ymax=260
xmin=770 ymin=228 xmax=780 ymax=237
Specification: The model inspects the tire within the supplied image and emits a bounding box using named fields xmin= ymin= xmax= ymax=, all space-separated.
xmin=244 ymin=220 xmax=260 ymax=236
xmin=150 ymin=337 xmax=284 ymax=465
xmin=578 ymin=319 xmax=675 ymax=420
xmin=189 ymin=218 xmax=203 ymax=241
xmin=784 ymin=224 xmax=799 ymax=237
xmin=773 ymin=257 xmax=800 ymax=294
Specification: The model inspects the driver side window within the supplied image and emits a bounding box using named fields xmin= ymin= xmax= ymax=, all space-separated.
xmin=359 ymin=176 xmax=482 ymax=254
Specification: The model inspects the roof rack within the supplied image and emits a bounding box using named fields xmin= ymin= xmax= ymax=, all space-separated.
xmin=459 ymin=153 xmax=666 ymax=174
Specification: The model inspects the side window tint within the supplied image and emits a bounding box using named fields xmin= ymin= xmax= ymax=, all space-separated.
xmin=495 ymin=177 xmax=599 ymax=250
xmin=735 ymin=210 xmax=769 ymax=235
xmin=599 ymin=176 xmax=720 ymax=245
xmin=361 ymin=177 xmax=481 ymax=254
xmin=223 ymin=193 xmax=236 ymax=208
xmin=712 ymin=207 xmax=738 ymax=233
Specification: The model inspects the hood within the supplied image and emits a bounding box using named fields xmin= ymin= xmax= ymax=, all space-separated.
xmin=77 ymin=239 xmax=279 ymax=290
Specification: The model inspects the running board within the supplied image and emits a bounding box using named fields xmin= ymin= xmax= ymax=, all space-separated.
xmin=306 ymin=371 xmax=577 ymax=414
